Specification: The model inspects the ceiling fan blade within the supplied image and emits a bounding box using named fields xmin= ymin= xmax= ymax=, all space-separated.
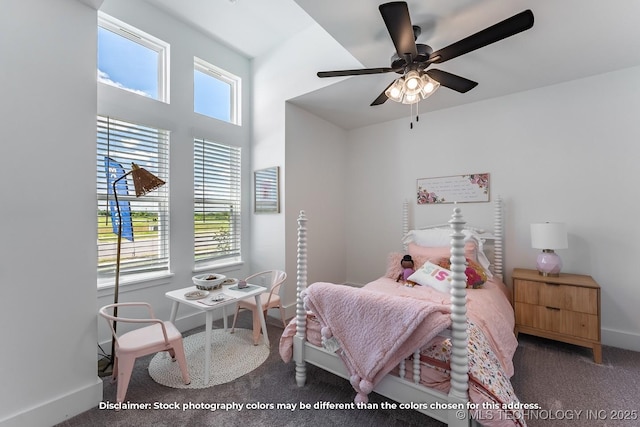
xmin=426 ymin=69 xmax=477 ymax=93
xmin=428 ymin=9 xmax=534 ymax=64
xmin=370 ymin=81 xmax=395 ymax=106
xmin=379 ymin=1 xmax=417 ymax=60
xmin=317 ymin=67 xmax=395 ymax=78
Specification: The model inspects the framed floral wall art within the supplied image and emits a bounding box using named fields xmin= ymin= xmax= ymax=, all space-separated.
xmin=417 ymin=173 xmax=490 ymax=204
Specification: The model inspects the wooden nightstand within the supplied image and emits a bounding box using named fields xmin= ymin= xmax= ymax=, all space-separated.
xmin=512 ymin=268 xmax=601 ymax=363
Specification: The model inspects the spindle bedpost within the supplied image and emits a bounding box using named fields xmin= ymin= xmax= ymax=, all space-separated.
xmin=294 ymin=210 xmax=308 ymax=386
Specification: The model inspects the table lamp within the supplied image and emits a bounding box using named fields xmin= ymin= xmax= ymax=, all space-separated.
xmin=530 ymin=222 xmax=568 ymax=276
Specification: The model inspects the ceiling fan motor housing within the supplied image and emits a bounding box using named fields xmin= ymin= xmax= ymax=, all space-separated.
xmin=391 ymin=44 xmax=433 ymax=72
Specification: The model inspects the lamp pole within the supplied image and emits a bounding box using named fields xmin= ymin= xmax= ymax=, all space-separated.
xmin=109 ymin=170 xmax=131 ymax=368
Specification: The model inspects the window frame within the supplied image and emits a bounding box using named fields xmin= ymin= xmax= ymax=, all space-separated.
xmin=194 ymin=56 xmax=241 ymax=125
xmin=98 ymin=12 xmax=170 ymax=103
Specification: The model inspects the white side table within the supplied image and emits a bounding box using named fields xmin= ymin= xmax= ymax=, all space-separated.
xmin=165 ymin=283 xmax=269 ymax=384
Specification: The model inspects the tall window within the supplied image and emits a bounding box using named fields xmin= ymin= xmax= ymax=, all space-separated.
xmin=194 ymin=139 xmax=241 ymax=264
xmin=98 ymin=12 xmax=170 ymax=102
xmin=194 ymin=57 xmax=241 ymax=125
xmin=97 ymin=116 xmax=170 ymax=285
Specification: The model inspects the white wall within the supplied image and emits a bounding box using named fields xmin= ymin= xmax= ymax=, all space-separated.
xmin=342 ymin=66 xmax=640 ymax=351
xmin=0 ymin=1 xmax=102 ymax=425
xmin=252 ymin=23 xmax=359 ymax=309
xmin=285 ymin=104 xmax=348 ymax=288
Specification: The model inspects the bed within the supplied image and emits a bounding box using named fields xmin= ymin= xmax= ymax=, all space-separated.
xmin=280 ymin=198 xmax=526 ymax=427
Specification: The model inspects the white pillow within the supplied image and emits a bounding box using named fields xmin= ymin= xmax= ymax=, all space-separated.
xmin=407 ymin=261 xmax=452 ymax=294
xmin=402 ymin=228 xmax=451 ymax=247
xmin=402 ymin=228 xmax=492 ymax=277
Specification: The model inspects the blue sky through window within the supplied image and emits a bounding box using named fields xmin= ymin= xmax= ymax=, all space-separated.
xmin=194 ymin=69 xmax=231 ymax=122
xmin=98 ymin=27 xmax=159 ymax=99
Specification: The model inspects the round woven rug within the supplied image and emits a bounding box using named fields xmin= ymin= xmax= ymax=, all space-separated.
xmin=149 ymin=328 xmax=269 ymax=389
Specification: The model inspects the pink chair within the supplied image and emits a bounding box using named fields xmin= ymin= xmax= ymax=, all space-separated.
xmin=99 ymin=302 xmax=190 ymax=402
xmin=231 ymin=270 xmax=287 ymax=345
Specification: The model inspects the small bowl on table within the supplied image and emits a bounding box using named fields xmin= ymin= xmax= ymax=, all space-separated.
xmin=192 ymin=273 xmax=226 ymax=291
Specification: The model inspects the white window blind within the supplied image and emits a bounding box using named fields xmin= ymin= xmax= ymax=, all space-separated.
xmin=97 ymin=116 xmax=170 ymax=282
xmin=194 ymin=138 xmax=241 ymax=264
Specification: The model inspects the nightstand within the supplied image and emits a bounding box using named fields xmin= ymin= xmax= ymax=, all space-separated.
xmin=512 ymin=268 xmax=601 ymax=363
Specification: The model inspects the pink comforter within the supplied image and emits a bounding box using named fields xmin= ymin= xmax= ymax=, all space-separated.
xmin=363 ymin=276 xmax=518 ymax=376
xmin=281 ymin=276 xmax=517 ymax=374
xmin=303 ymin=282 xmax=451 ymax=403
xmin=279 ymin=276 xmax=523 ymax=427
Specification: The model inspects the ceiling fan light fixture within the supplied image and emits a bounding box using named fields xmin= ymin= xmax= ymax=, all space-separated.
xmin=420 ymin=74 xmax=440 ymax=99
xmin=385 ymin=78 xmax=406 ymax=102
xmin=403 ymin=70 xmax=423 ymax=95
xmin=401 ymin=92 xmax=421 ymax=105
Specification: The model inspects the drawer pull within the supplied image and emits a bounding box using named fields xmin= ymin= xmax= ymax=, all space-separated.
xmin=545 ymin=306 xmax=560 ymax=311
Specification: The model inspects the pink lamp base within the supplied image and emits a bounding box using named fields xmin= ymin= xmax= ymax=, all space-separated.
xmin=536 ymin=251 xmax=562 ymax=277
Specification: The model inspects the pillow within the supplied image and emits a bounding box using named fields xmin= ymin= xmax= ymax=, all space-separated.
xmin=408 ymin=242 xmax=478 ymax=263
xmin=385 ymin=252 xmax=430 ymax=280
xmin=403 ymin=227 xmax=487 ymax=246
xmin=430 ymin=257 xmax=487 ymax=289
xmin=403 ymin=228 xmax=493 ymax=277
xmin=407 ymin=261 xmax=452 ymax=293
xmin=402 ymin=228 xmax=452 ymax=247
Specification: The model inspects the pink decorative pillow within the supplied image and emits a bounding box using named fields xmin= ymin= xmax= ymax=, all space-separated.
xmin=430 ymin=257 xmax=487 ymax=289
xmin=407 ymin=242 xmax=478 ymax=262
xmin=385 ymin=252 xmax=430 ymax=280
xmin=407 ymin=261 xmax=452 ymax=293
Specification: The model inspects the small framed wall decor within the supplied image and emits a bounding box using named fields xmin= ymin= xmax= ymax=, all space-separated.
xmin=254 ymin=166 xmax=280 ymax=213
xmin=417 ymin=173 xmax=490 ymax=204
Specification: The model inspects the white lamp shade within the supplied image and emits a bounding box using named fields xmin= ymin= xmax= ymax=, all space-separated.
xmin=530 ymin=222 xmax=568 ymax=250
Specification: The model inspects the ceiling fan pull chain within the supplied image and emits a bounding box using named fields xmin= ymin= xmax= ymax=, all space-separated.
xmin=409 ymin=103 xmax=413 ymax=129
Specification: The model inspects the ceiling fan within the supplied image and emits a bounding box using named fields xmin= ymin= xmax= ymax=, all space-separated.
xmin=317 ymin=1 xmax=534 ymax=106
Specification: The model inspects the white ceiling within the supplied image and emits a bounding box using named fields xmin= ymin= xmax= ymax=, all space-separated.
xmin=144 ymin=0 xmax=640 ymax=130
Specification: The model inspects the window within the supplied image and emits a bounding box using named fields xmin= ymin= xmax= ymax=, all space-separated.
xmin=194 ymin=139 xmax=241 ymax=265
xmin=194 ymin=57 xmax=241 ymax=125
xmin=97 ymin=116 xmax=170 ymax=285
xmin=98 ymin=12 xmax=170 ymax=102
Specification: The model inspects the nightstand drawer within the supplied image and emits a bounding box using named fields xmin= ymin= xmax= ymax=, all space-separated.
xmin=515 ymin=302 xmax=599 ymax=340
xmin=514 ymin=279 xmax=598 ymax=315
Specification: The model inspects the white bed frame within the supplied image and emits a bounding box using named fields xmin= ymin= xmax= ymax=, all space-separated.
xmin=293 ymin=198 xmax=504 ymax=427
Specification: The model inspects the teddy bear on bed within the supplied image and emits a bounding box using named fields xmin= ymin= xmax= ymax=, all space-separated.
xmin=396 ymin=254 xmax=416 ymax=286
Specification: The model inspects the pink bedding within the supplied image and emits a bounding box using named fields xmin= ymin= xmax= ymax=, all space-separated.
xmin=363 ymin=276 xmax=518 ymax=376
xmin=279 ymin=276 xmax=524 ymax=427
xmin=303 ymin=282 xmax=451 ymax=404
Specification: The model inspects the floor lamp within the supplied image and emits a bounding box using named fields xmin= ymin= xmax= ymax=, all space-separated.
xmin=108 ymin=163 xmax=165 ymax=369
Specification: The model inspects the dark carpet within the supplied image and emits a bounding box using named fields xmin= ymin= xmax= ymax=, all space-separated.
xmin=57 ymin=314 xmax=640 ymax=427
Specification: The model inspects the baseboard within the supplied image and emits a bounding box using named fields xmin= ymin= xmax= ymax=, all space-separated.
xmin=602 ymin=327 xmax=640 ymax=352
xmin=0 ymin=378 xmax=103 ymax=427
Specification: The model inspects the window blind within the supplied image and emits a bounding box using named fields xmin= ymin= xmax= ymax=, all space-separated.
xmin=97 ymin=116 xmax=170 ymax=281
xmin=194 ymin=138 xmax=241 ymax=263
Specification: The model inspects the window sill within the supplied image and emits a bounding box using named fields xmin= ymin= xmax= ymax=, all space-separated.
xmin=97 ymin=271 xmax=175 ymax=298
xmin=193 ymin=259 xmax=244 ymax=275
